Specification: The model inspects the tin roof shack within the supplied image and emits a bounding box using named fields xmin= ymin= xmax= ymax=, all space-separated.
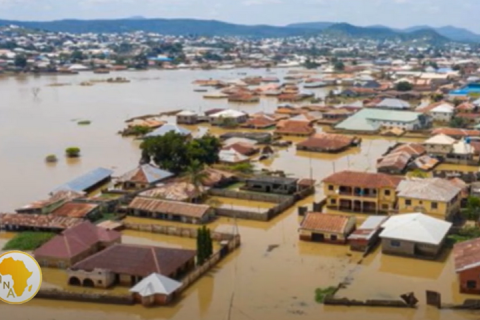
xmin=379 ymin=213 xmax=452 ymax=259
xmin=34 ymin=221 xmax=121 ymax=269
xmin=116 ymin=164 xmax=174 ymax=190
xmin=199 ymin=168 xmax=238 ymax=188
xmin=51 ymin=167 xmax=114 ymax=194
xmin=130 ymin=273 xmax=182 ymax=306
xmin=296 ymin=133 xmax=360 ymax=153
xmin=396 ymin=178 xmax=462 ymax=220
xmin=128 ymin=197 xmax=213 ymax=224
xmin=453 ymin=238 xmax=480 ymax=294
xmin=51 ymin=201 xmax=101 ymax=221
xmin=0 ymin=213 xmax=83 ymax=232
xmin=68 ymin=244 xmax=196 ymax=288
xmin=274 ymin=120 xmax=315 ymax=137
xmin=209 ymin=110 xmax=248 ymax=127
xmin=348 ymin=216 xmax=388 ymax=252
xmin=176 ymin=110 xmax=199 ymax=125
xmin=140 ymin=181 xmax=206 ymax=203
xmin=243 ymin=176 xmax=298 ymax=195
xmin=16 ymin=190 xmax=85 ymax=214
xmin=299 ymin=213 xmax=356 ymax=244
xmin=377 ymin=143 xmax=427 ymax=175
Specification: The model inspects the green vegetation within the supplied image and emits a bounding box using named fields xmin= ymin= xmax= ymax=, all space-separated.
xmin=77 ymin=120 xmax=91 ymax=125
xmin=447 ymin=227 xmax=480 ymax=245
xmin=409 ymin=169 xmax=428 ymax=179
xmin=185 ymin=160 xmax=208 ymax=193
xmin=229 ymin=162 xmax=255 ymax=174
xmin=3 ymin=232 xmax=56 ymax=250
xmin=461 ymin=196 xmax=480 ymax=221
xmin=14 ymin=54 xmax=27 ymax=68
xmin=395 ymin=81 xmax=413 ymax=92
xmin=94 ymin=212 xmax=120 ymax=224
xmin=127 ymin=125 xmax=153 ymax=136
xmin=141 ymin=132 xmax=222 ymax=174
xmin=315 ymin=287 xmax=338 ymax=303
xmin=65 ymin=147 xmax=81 ymax=157
xmin=334 ymin=61 xmax=345 ymax=71
xmin=218 ymin=117 xmax=239 ymax=128
xmin=304 ymin=58 xmax=320 ymax=70
xmin=196 ymin=226 xmax=213 ymax=266
xmin=45 ymin=154 xmax=58 ymax=163
xmin=449 ymin=117 xmax=468 ymax=129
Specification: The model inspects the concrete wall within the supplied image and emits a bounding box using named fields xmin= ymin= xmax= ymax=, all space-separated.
xmin=397 ymin=197 xmax=460 ymax=220
xmin=208 ymin=188 xmax=288 ymax=203
xmin=381 ymin=238 xmax=442 ymax=258
xmin=459 ymin=265 xmax=480 ymax=294
xmin=35 ymin=289 xmax=134 ymax=305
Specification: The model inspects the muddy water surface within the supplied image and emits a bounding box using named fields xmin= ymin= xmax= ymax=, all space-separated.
xmin=0 ymin=69 xmax=478 ymax=320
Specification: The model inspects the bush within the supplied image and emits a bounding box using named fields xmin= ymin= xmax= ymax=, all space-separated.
xmin=3 ymin=232 xmax=56 ymax=250
xmin=65 ymin=147 xmax=81 ymax=157
xmin=315 ymin=287 xmax=338 ymax=303
xmin=77 ymin=120 xmax=91 ymax=125
xmin=45 ymin=154 xmax=58 ymax=163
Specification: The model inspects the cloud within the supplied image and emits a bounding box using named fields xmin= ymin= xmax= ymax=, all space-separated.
xmin=242 ymin=0 xmax=282 ymax=6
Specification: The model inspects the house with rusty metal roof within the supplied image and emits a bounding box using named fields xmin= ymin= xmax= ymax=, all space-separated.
xmin=299 ymin=212 xmax=356 ymax=244
xmin=16 ymin=189 xmax=85 ymax=214
xmin=453 ymin=238 xmax=480 ymax=294
xmin=67 ymin=244 xmax=196 ymax=288
xmin=51 ymin=201 xmax=101 ymax=220
xmin=34 ymin=221 xmax=121 ymax=269
xmin=348 ymin=216 xmax=387 ymax=252
xmin=139 ymin=181 xmax=206 ymax=203
xmin=322 ymin=170 xmax=403 ymax=214
xmin=296 ymin=133 xmax=360 ymax=153
xmin=396 ymin=178 xmax=462 ymax=220
xmin=116 ymin=164 xmax=174 ymax=190
xmin=128 ymin=197 xmax=213 ymax=224
xmin=0 ymin=213 xmax=83 ymax=232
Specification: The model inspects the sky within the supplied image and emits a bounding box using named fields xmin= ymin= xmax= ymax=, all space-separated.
xmin=1 ymin=0 xmax=480 ymax=33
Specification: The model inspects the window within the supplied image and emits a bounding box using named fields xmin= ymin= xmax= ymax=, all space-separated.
xmin=328 ymin=185 xmax=334 ymax=191
xmin=330 ymin=235 xmax=338 ymax=241
xmin=98 ymin=280 xmax=103 ymax=284
xmin=405 ymin=199 xmax=412 ymax=206
xmin=390 ymin=240 xmax=401 ymax=247
xmin=431 ymin=202 xmax=438 ymax=209
xmin=330 ymin=199 xmax=337 ymax=205
xmin=382 ymin=204 xmax=389 ymax=210
xmin=419 ymin=201 xmax=423 ymax=205
xmin=384 ymin=190 xmax=391 ymax=196
xmin=467 ymin=281 xmax=477 ymax=289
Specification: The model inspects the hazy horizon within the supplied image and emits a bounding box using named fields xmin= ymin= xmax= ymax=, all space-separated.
xmin=1 ymin=0 xmax=479 ymax=33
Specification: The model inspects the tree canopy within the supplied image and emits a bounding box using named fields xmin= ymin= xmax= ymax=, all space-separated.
xmin=140 ymin=132 xmax=222 ymax=174
xmin=395 ymin=81 xmax=413 ymax=92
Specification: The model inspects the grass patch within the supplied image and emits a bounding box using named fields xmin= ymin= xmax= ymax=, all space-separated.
xmin=447 ymin=226 xmax=480 ymax=247
xmin=315 ymin=287 xmax=338 ymax=303
xmin=77 ymin=120 xmax=91 ymax=125
xmin=3 ymin=232 xmax=56 ymax=251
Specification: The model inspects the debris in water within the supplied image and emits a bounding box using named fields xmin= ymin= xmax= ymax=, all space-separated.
xmin=266 ymin=244 xmax=280 ymax=253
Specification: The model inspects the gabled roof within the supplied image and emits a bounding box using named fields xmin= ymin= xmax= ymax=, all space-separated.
xmin=431 ymin=104 xmax=454 ymax=114
xmin=128 ymin=197 xmax=211 ymax=218
xmin=118 ymin=164 xmax=174 ymax=184
xmin=379 ymin=213 xmax=452 ymax=245
xmin=219 ymin=148 xmax=249 ymax=163
xmin=51 ymin=167 xmax=113 ymax=194
xmin=297 ymin=133 xmax=354 ymax=151
xmin=424 ymin=134 xmax=456 ymax=145
xmin=34 ymin=221 xmax=121 ymax=259
xmin=145 ymin=124 xmax=191 ymax=138
xmin=323 ymin=170 xmax=403 ymax=189
xmin=130 ymin=273 xmax=182 ymax=296
xmin=71 ymin=244 xmax=196 ymax=277
xmin=301 ymin=212 xmax=355 ymax=233
xmin=396 ymin=178 xmax=461 ymax=202
xmin=454 ymin=238 xmax=480 ymax=272
xmin=375 ymin=98 xmax=410 ymax=109
xmin=51 ymin=202 xmax=99 ymax=219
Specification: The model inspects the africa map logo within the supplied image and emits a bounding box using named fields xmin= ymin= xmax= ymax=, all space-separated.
xmin=0 ymin=251 xmax=42 ymax=304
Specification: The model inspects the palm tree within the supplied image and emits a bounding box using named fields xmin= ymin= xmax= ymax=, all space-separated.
xmin=185 ymin=160 xmax=208 ymax=202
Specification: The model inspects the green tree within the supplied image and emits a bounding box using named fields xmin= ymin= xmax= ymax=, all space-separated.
xmin=196 ymin=226 xmax=212 ymax=266
xmin=304 ymin=58 xmax=319 ymax=70
xmin=205 ymin=228 xmax=213 ymax=258
xmin=449 ymin=117 xmax=468 ymax=129
xmin=14 ymin=54 xmax=27 ymax=68
xmin=334 ymin=61 xmax=345 ymax=71
xmin=462 ymin=196 xmax=480 ymax=221
xmin=395 ymin=81 xmax=413 ymax=92
xmin=186 ymin=160 xmax=208 ymax=194
xmin=65 ymin=147 xmax=81 ymax=158
xmin=70 ymin=51 xmax=84 ymax=63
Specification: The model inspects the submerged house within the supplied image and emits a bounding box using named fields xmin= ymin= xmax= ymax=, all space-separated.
xmin=144 ymin=124 xmax=192 ymax=138
xmin=209 ymin=109 xmax=248 ymax=126
xmin=51 ymin=167 xmax=114 ymax=194
xmin=140 ymin=181 xmax=206 ymax=203
xmin=348 ymin=216 xmax=388 ymax=252
xmin=116 ymin=164 xmax=174 ymax=190
xmin=128 ymin=197 xmax=213 ymax=224
xmin=322 ymin=171 xmax=403 ymax=213
xmin=274 ymin=120 xmax=315 ymax=137
xmin=51 ymin=201 xmax=101 ymax=220
xmin=130 ymin=273 xmax=183 ymax=306
xmin=16 ymin=189 xmax=84 ymax=214
xmin=176 ymin=110 xmax=199 ymax=124
xmin=296 ymin=133 xmax=360 ymax=153
xmin=299 ymin=212 xmax=356 ymax=244
xmin=68 ymin=244 xmax=196 ymax=288
xmin=34 ymin=221 xmax=121 ymax=269
xmin=243 ymin=176 xmax=298 ymax=195
xmin=453 ymin=238 xmax=480 ymax=294
xmin=379 ymin=213 xmax=452 ymax=259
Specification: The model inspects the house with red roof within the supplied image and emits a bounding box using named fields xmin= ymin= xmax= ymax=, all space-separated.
xmin=34 ymin=221 xmax=121 ymax=269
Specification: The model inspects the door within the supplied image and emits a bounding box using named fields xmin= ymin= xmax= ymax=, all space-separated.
xmin=311 ymin=233 xmax=325 ymax=242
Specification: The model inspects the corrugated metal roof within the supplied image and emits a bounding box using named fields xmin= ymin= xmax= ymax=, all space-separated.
xmin=118 ymin=164 xmax=174 ymax=184
xmin=145 ymin=124 xmax=191 ymax=138
xmin=397 ymin=178 xmax=461 ymax=202
xmin=335 ymin=109 xmax=423 ymax=132
xmin=129 ymin=197 xmax=210 ymax=218
xmin=130 ymin=273 xmax=182 ymax=296
xmin=52 ymin=167 xmax=113 ymax=194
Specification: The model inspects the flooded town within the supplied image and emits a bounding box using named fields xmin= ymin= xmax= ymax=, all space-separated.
xmin=3 ymin=12 xmax=480 ymax=320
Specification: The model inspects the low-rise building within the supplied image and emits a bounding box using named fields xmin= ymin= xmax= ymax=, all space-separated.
xmin=348 ymin=216 xmax=388 ymax=252
xmin=299 ymin=212 xmax=356 ymax=244
xmin=34 ymin=221 xmax=121 ymax=268
xmin=51 ymin=201 xmax=101 ymax=220
xmin=274 ymin=120 xmax=315 ymax=137
xmin=128 ymin=197 xmax=213 ymax=224
xmin=243 ymin=176 xmax=298 ymax=195
xmin=322 ymin=170 xmax=403 ymax=213
xmin=116 ymin=164 xmax=174 ymax=190
xmin=379 ymin=213 xmax=452 ymax=259
xmin=209 ymin=109 xmax=248 ymax=126
xmin=130 ymin=273 xmax=183 ymax=306
xmin=176 ymin=110 xmax=199 ymax=124
xmin=453 ymin=238 xmax=480 ymax=294
xmin=296 ymin=133 xmax=360 ymax=153
xmin=140 ymin=181 xmax=206 ymax=203
xmin=397 ymin=178 xmax=462 ymax=220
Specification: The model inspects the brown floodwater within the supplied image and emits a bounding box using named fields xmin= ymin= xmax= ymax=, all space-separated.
xmin=1 ymin=69 xmax=479 ymax=320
